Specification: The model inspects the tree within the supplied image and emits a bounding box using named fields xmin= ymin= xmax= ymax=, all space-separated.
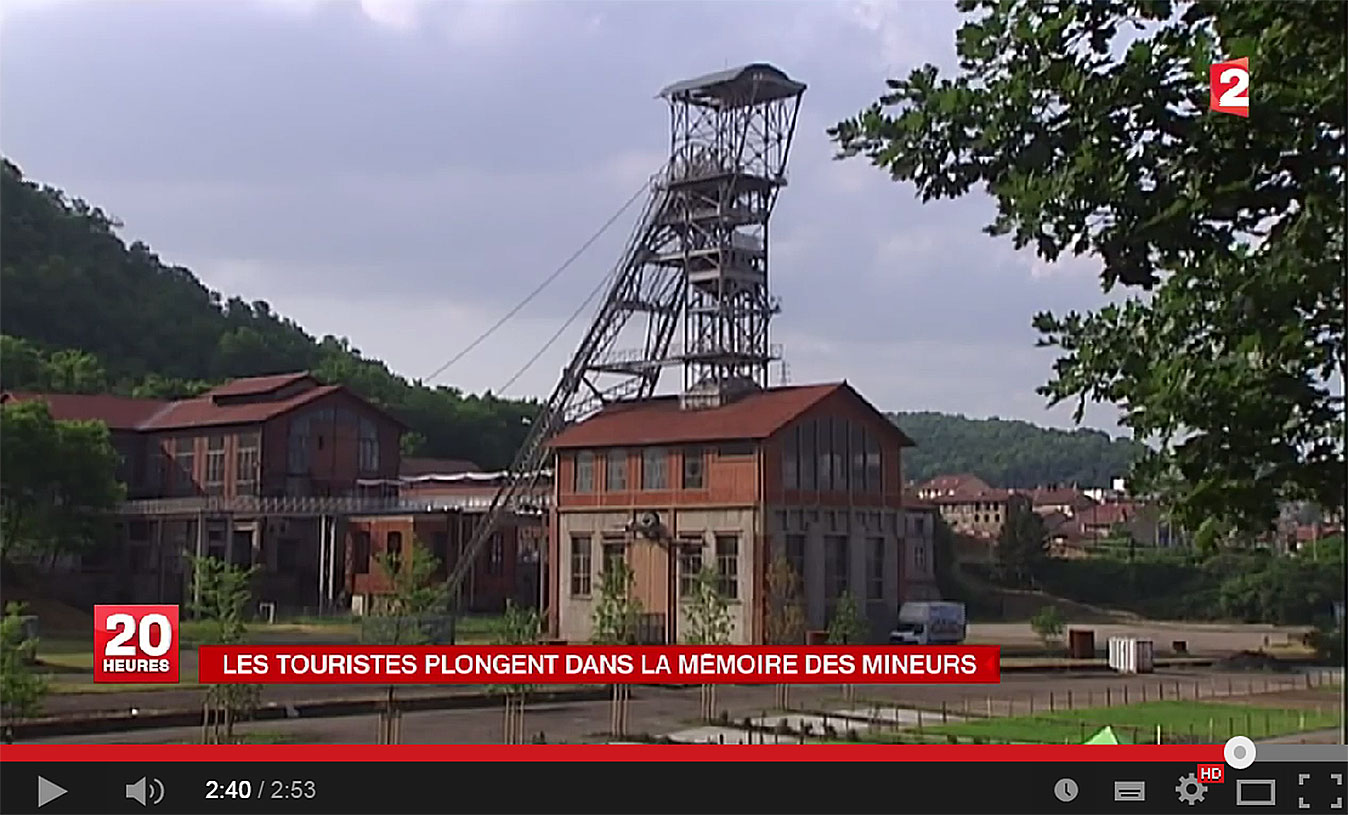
xmin=764 ymin=554 xmax=807 ymax=646
xmin=831 ymin=1 xmax=1345 ymax=534
xmin=827 ymin=591 xmax=867 ymax=645
xmin=0 ymin=602 xmax=48 ymax=737
xmin=367 ymin=537 xmax=449 ymax=742
xmin=1030 ymin=605 xmax=1066 ymax=647
xmin=683 ymin=566 xmax=733 ymax=646
xmin=491 ymin=599 xmax=543 ymax=696
xmin=997 ymin=504 xmax=1048 ymax=587
xmin=591 ymin=560 xmax=643 ymax=645
xmin=0 ymin=400 xmax=123 ymax=566
xmin=189 ymin=556 xmax=262 ymax=744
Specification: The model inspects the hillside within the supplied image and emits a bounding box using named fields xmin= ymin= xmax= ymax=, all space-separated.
xmin=891 ymin=411 xmax=1143 ymax=488
xmin=1 ymin=159 xmax=1138 ymax=486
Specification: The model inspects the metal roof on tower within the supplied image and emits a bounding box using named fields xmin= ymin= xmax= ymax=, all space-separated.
xmin=658 ymin=63 xmax=806 ymax=106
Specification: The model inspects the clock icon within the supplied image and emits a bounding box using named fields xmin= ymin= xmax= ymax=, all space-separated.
xmin=1055 ymin=778 xmax=1080 ymax=803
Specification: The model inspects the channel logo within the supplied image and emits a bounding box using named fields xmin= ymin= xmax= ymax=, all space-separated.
xmin=93 ymin=604 xmax=180 ymax=684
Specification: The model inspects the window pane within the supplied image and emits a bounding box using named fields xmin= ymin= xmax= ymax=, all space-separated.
xmin=783 ymin=424 xmax=799 ymax=489
xmin=569 ymin=535 xmax=592 ymax=596
xmin=785 ymin=534 xmax=806 ymax=582
xmin=575 ymin=451 xmax=595 ymax=493
xmin=678 ymin=537 xmax=703 ymax=597
xmin=815 ymin=433 xmax=828 ymax=493
xmin=833 ymin=419 xmax=849 ymax=492
xmin=682 ymin=447 xmax=704 ymax=489
xmin=715 ymin=534 xmax=739 ymax=599
xmin=642 ymin=447 xmax=668 ymax=490
xmin=800 ymin=419 xmax=816 ymax=490
xmin=607 ymin=449 xmax=627 ymax=491
xmin=869 ymin=537 xmax=885 ymax=600
xmin=850 ymin=423 xmax=865 ymax=492
xmin=865 ymin=431 xmax=882 ymax=493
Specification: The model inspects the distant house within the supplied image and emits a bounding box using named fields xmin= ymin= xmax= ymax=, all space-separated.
xmin=915 ymin=474 xmax=1029 ymax=541
xmin=1023 ymin=487 xmax=1098 ymax=518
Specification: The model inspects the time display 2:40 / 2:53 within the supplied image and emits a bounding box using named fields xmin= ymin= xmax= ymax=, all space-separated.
xmin=205 ymin=780 xmax=317 ymax=800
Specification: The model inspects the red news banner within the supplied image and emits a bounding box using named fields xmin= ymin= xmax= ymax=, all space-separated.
xmin=196 ymin=645 xmax=1002 ymax=685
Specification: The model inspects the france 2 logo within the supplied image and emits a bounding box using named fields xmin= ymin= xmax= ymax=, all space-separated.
xmin=1210 ymin=57 xmax=1249 ymax=117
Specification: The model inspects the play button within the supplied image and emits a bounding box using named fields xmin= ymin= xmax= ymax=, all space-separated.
xmin=37 ymin=776 xmax=68 ymax=808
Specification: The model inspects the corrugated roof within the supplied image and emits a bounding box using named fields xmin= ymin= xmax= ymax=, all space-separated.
xmin=203 ymin=372 xmax=317 ymax=398
xmin=659 ymin=63 xmax=805 ymax=104
xmin=140 ymin=384 xmax=343 ymax=430
xmin=548 ymin=382 xmax=914 ymax=449
xmin=400 ymin=457 xmax=483 ymax=477
xmin=0 ymin=391 xmax=169 ymax=430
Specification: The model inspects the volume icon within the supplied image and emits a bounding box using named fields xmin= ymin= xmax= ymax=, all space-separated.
xmin=125 ymin=777 xmax=165 ymax=806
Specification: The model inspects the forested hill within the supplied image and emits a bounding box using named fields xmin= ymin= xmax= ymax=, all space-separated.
xmin=2 ymin=158 xmax=1139 ymax=485
xmin=891 ymin=411 xmax=1144 ymax=488
xmin=0 ymin=158 xmax=537 ymax=470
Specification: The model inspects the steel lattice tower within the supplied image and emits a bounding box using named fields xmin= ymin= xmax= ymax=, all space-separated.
xmin=442 ymin=64 xmax=804 ymax=620
xmin=659 ymin=64 xmax=805 ymax=408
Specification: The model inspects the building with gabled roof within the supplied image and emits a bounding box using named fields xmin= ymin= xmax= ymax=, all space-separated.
xmin=546 ymin=381 xmax=921 ymax=644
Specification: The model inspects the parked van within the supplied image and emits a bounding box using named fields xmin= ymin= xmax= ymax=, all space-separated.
xmin=888 ymin=602 xmax=967 ymax=645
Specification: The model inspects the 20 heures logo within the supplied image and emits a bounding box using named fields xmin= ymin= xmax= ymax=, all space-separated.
xmin=1210 ymin=57 xmax=1249 ymax=117
xmin=93 ymin=604 xmax=180 ymax=683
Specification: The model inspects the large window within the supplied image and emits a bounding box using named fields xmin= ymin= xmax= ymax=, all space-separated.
xmin=574 ymin=451 xmax=595 ymax=493
xmin=682 ymin=446 xmax=704 ymax=489
xmin=800 ymin=419 xmax=817 ymax=490
xmin=850 ymin=423 xmax=865 ymax=492
xmin=782 ymin=424 xmax=799 ymax=489
xmin=287 ymin=416 xmax=310 ymax=474
xmin=353 ymin=531 xmax=371 ymax=575
xmin=602 ymin=540 xmax=626 ymax=574
xmin=642 ymin=447 xmax=669 ymax=490
xmin=173 ymin=437 xmax=196 ymax=495
xmin=824 ymin=535 xmax=849 ymax=602
xmin=869 ymin=537 xmax=885 ymax=601
xmin=386 ymin=531 xmax=403 ymax=566
xmin=678 ymin=537 xmax=703 ymax=597
xmin=358 ymin=418 xmax=379 ymax=473
xmin=816 ymin=418 xmax=833 ymax=491
xmin=204 ymin=436 xmax=226 ymax=495
xmin=235 ymin=432 xmax=259 ymax=495
xmin=488 ymin=534 xmax=504 ymax=575
xmin=785 ymin=534 xmax=806 ymax=582
xmin=606 ymin=449 xmax=628 ymax=491
xmin=865 ymin=431 xmax=883 ymax=493
xmin=569 ymin=535 xmax=592 ymax=596
xmin=833 ymin=419 xmax=849 ymax=492
xmin=715 ymin=534 xmax=739 ymax=599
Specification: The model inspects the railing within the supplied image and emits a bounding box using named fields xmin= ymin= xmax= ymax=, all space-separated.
xmin=119 ymin=492 xmax=552 ymax=517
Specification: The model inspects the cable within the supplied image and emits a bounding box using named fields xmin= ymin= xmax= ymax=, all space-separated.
xmin=423 ymin=180 xmax=652 ymax=384
xmin=496 ymin=261 xmax=622 ymax=395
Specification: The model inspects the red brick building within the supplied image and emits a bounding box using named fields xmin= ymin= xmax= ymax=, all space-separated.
xmin=545 ymin=382 xmax=919 ymax=644
xmin=3 ymin=373 xmax=406 ymax=610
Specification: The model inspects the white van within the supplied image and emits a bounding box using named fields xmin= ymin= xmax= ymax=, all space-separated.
xmin=888 ymin=602 xmax=967 ymax=645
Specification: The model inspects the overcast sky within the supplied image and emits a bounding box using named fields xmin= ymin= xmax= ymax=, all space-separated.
xmin=1 ymin=0 xmax=1127 ymax=433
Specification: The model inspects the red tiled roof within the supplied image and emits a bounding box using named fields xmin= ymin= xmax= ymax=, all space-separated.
xmin=0 ymin=391 xmax=169 ymax=430
xmin=1078 ymin=502 xmax=1135 ymax=527
xmin=548 ymin=382 xmax=915 ymax=449
xmin=140 ymin=385 xmax=342 ymax=430
xmin=203 ymin=372 xmax=318 ymax=399
xmin=1024 ymin=487 xmax=1098 ymax=508
xmin=400 ymin=457 xmax=483 ymax=476
xmin=918 ymin=474 xmax=991 ymax=496
xmin=902 ymin=491 xmax=937 ymax=511
xmin=931 ymin=488 xmax=1015 ymax=504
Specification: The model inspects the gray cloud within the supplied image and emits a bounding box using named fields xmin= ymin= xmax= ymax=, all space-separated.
xmin=1 ymin=0 xmax=1128 ymax=434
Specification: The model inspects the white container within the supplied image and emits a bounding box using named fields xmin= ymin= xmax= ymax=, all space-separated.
xmin=1108 ymin=637 xmax=1155 ymax=674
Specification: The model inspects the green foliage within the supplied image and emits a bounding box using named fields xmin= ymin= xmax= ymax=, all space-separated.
xmin=827 ymin=591 xmax=867 ymax=645
xmin=591 ymin=560 xmax=643 ymax=645
xmin=0 ymin=602 xmax=48 ymax=728
xmin=833 ymin=2 xmax=1346 ymax=534
xmin=683 ymin=566 xmax=733 ymax=646
xmin=1030 ymin=605 xmax=1065 ymax=645
xmin=0 ymin=399 xmax=123 ymax=563
xmin=892 ymin=411 xmax=1142 ymax=488
xmin=491 ymin=600 xmax=543 ymax=696
xmin=996 ymin=503 xmax=1048 ymax=587
xmin=189 ymin=556 xmax=262 ymax=742
xmin=370 ymin=537 xmax=450 ymax=645
xmin=1009 ymin=546 xmax=1345 ymax=624
xmin=0 ymin=159 xmax=541 ymax=470
xmin=764 ymin=554 xmax=807 ymax=645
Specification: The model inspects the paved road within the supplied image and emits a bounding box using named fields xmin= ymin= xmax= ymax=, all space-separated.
xmin=28 ymin=669 xmax=1339 ymax=745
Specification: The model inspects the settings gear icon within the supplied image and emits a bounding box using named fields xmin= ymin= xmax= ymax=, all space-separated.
xmin=1176 ymin=773 xmax=1209 ymax=805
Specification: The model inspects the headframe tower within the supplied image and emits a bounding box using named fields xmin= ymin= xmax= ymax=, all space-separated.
xmin=442 ymin=64 xmax=805 ymax=619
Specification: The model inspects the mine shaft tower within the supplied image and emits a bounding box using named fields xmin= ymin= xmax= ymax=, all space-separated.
xmin=443 ymin=63 xmax=805 ymax=621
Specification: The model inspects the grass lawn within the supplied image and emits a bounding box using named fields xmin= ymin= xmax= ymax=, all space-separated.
xmin=904 ymin=701 xmax=1341 ymax=745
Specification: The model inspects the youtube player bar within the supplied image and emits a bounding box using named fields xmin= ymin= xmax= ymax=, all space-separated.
xmin=3 ymin=745 xmax=1345 ymax=814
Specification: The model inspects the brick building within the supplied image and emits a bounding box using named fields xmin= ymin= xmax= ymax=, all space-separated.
xmin=546 ymin=382 xmax=920 ymax=645
xmin=915 ymin=473 xmax=1030 ymax=540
